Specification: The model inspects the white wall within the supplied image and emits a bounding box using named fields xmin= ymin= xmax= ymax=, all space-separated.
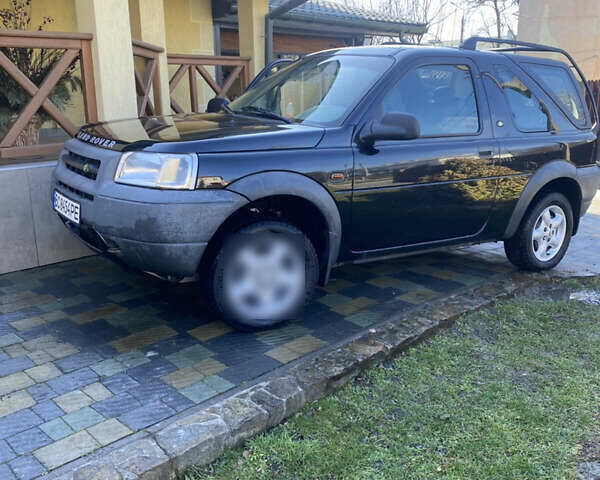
xmin=0 ymin=163 xmax=92 ymax=274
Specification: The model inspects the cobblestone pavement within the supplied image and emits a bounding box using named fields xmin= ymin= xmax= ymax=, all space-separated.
xmin=0 ymin=200 xmax=598 ymax=479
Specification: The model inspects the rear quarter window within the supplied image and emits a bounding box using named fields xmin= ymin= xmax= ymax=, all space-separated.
xmin=525 ymin=63 xmax=589 ymax=128
xmin=494 ymin=65 xmax=550 ymax=132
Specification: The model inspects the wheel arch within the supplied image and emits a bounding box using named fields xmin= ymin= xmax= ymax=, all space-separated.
xmin=200 ymin=172 xmax=342 ymax=285
xmin=503 ymin=160 xmax=583 ymax=239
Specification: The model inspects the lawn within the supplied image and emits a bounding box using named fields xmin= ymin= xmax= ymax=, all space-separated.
xmin=185 ymin=277 xmax=600 ymax=480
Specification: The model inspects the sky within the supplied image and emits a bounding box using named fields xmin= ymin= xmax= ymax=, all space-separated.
xmin=347 ymin=0 xmax=519 ymax=44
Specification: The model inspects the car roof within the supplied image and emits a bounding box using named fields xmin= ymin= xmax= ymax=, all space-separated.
xmin=316 ymin=44 xmax=570 ymax=67
xmin=313 ymin=44 xmax=498 ymax=60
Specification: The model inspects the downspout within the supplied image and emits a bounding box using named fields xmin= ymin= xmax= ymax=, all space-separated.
xmin=265 ymin=0 xmax=309 ymax=65
xmin=213 ymin=23 xmax=222 ymax=84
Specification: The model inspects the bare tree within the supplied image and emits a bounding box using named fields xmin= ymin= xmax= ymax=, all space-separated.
xmin=382 ymin=0 xmax=450 ymax=43
xmin=465 ymin=0 xmax=518 ymax=39
xmin=342 ymin=0 xmax=518 ymax=45
xmin=342 ymin=0 xmax=450 ymax=44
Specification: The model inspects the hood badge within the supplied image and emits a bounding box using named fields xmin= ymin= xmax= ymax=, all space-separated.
xmin=76 ymin=131 xmax=117 ymax=149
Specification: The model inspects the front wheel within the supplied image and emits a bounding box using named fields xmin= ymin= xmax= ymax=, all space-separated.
xmin=504 ymin=192 xmax=573 ymax=271
xmin=209 ymin=221 xmax=319 ymax=331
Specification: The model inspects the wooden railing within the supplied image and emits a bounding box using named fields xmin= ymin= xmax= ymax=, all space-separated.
xmin=0 ymin=30 xmax=97 ymax=159
xmin=167 ymin=54 xmax=251 ymax=113
xmin=132 ymin=39 xmax=164 ymax=117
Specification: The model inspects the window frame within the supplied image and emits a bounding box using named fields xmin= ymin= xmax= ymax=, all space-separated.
xmin=493 ymin=64 xmax=551 ymax=134
xmin=522 ymin=60 xmax=591 ymax=130
xmin=378 ymin=60 xmax=483 ymax=139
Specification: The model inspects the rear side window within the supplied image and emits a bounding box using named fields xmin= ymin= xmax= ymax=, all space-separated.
xmin=383 ymin=64 xmax=479 ymax=136
xmin=525 ymin=63 xmax=588 ymax=127
xmin=494 ymin=65 xmax=550 ymax=132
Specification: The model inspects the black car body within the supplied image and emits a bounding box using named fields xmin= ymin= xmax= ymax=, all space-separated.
xmin=51 ymin=38 xmax=600 ymax=328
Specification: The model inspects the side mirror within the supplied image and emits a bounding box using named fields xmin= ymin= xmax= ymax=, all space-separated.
xmin=359 ymin=113 xmax=420 ymax=146
xmin=206 ymin=97 xmax=230 ymax=113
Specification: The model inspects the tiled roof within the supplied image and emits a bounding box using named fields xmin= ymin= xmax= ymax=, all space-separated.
xmin=269 ymin=0 xmax=426 ymax=29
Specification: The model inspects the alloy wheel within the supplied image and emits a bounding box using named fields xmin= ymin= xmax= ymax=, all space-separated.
xmin=531 ymin=205 xmax=567 ymax=262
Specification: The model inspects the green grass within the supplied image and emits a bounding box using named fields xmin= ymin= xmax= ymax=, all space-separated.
xmin=185 ymin=278 xmax=600 ymax=480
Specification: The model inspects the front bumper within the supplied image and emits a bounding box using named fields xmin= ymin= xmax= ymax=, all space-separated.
xmin=57 ymin=217 xmax=210 ymax=278
xmin=52 ymin=139 xmax=248 ymax=278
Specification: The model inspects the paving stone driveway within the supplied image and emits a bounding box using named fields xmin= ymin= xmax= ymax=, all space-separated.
xmin=0 ymin=201 xmax=598 ymax=479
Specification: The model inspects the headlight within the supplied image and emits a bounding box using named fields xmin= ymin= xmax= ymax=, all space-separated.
xmin=114 ymin=152 xmax=198 ymax=190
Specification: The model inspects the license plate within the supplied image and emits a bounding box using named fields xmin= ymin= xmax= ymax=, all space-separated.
xmin=53 ymin=190 xmax=80 ymax=224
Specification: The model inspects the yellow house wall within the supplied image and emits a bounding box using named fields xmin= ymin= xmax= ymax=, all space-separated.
xmin=518 ymin=0 xmax=600 ymax=80
xmin=165 ymin=0 xmax=215 ymax=112
xmin=0 ymin=0 xmax=78 ymax=32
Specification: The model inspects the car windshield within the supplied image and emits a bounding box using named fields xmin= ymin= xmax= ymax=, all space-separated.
xmin=229 ymin=54 xmax=393 ymax=126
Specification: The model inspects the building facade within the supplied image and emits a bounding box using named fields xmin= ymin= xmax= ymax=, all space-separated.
xmin=518 ymin=0 xmax=600 ymax=81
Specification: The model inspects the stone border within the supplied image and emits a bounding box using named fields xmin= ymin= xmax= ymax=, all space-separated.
xmin=44 ymin=271 xmax=542 ymax=480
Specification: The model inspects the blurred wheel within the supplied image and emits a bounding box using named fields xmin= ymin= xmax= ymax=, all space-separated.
xmin=209 ymin=221 xmax=318 ymax=330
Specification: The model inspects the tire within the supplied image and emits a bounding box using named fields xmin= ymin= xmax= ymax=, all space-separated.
xmin=504 ymin=192 xmax=573 ymax=271
xmin=208 ymin=221 xmax=319 ymax=331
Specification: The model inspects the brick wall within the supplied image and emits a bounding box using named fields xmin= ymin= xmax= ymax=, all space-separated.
xmin=220 ymin=29 xmax=348 ymax=56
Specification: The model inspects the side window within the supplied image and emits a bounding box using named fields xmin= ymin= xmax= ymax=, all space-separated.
xmin=383 ymin=64 xmax=479 ymax=136
xmin=525 ymin=63 xmax=588 ymax=127
xmin=494 ymin=65 xmax=550 ymax=132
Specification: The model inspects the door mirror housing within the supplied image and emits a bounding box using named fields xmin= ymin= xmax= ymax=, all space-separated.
xmin=206 ymin=97 xmax=230 ymax=113
xmin=359 ymin=113 xmax=420 ymax=146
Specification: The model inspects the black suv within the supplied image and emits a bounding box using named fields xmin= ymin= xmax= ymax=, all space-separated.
xmin=52 ymin=37 xmax=600 ymax=329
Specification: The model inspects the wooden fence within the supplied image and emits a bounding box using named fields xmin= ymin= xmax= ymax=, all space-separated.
xmin=132 ymin=39 xmax=164 ymax=117
xmin=0 ymin=30 xmax=97 ymax=160
xmin=167 ymin=54 xmax=250 ymax=113
xmin=589 ymin=79 xmax=600 ymax=163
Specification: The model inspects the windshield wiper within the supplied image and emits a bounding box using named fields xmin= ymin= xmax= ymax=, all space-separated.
xmin=238 ymin=106 xmax=292 ymax=124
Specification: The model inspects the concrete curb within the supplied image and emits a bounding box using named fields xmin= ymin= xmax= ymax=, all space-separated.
xmin=45 ymin=271 xmax=541 ymax=480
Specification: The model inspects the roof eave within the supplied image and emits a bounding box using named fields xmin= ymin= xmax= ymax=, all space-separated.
xmin=278 ymin=12 xmax=427 ymax=35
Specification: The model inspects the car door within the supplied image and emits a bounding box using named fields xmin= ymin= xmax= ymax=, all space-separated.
xmin=350 ymin=56 xmax=499 ymax=252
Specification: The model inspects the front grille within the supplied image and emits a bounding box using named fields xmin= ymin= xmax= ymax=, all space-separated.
xmin=63 ymin=150 xmax=101 ymax=180
xmin=58 ymin=181 xmax=94 ymax=201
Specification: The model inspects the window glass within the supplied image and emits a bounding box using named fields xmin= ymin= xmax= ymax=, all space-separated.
xmin=526 ymin=63 xmax=587 ymax=127
xmin=229 ymin=55 xmax=392 ymax=126
xmin=383 ymin=64 xmax=479 ymax=136
xmin=494 ymin=65 xmax=550 ymax=132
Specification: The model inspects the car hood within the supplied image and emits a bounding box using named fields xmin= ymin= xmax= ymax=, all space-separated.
xmin=75 ymin=113 xmax=326 ymax=153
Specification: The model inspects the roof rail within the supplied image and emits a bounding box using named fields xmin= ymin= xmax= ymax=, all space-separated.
xmin=380 ymin=41 xmax=413 ymax=46
xmin=459 ymin=36 xmax=565 ymax=53
xmin=460 ymin=37 xmax=598 ymax=129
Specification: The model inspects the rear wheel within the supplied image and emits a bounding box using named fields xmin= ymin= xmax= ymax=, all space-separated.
xmin=504 ymin=192 xmax=573 ymax=271
xmin=208 ymin=221 xmax=318 ymax=331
